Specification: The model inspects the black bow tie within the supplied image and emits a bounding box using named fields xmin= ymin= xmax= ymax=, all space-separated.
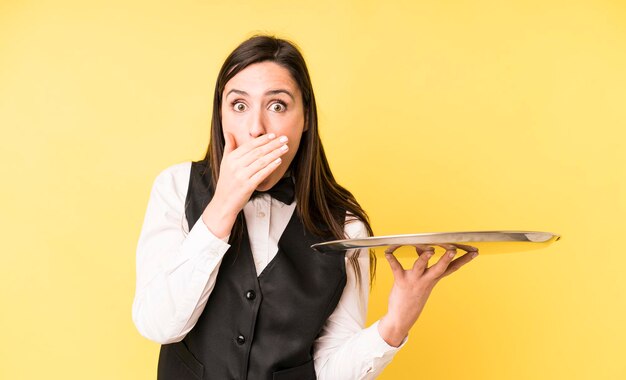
xmin=252 ymin=176 xmax=295 ymax=205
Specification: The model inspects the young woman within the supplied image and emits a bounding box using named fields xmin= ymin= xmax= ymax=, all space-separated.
xmin=132 ymin=35 xmax=478 ymax=380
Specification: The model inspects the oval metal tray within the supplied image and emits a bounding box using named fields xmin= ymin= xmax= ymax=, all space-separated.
xmin=311 ymin=231 xmax=561 ymax=255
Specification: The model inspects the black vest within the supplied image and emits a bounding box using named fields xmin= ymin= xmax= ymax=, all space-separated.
xmin=157 ymin=160 xmax=347 ymax=380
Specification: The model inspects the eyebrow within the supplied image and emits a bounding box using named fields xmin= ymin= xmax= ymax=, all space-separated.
xmin=225 ymin=88 xmax=295 ymax=101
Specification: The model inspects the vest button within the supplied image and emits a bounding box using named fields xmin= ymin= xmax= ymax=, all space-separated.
xmin=236 ymin=335 xmax=246 ymax=345
xmin=245 ymin=290 xmax=256 ymax=300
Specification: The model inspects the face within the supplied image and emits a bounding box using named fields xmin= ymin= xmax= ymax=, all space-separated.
xmin=221 ymin=61 xmax=306 ymax=191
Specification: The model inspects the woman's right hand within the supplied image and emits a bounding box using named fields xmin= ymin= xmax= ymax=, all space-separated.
xmin=201 ymin=132 xmax=289 ymax=239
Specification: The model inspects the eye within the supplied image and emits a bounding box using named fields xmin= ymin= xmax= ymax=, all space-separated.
xmin=269 ymin=101 xmax=286 ymax=113
xmin=233 ymin=101 xmax=247 ymax=112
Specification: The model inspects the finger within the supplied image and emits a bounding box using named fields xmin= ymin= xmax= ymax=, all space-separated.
xmin=223 ymin=131 xmax=237 ymax=156
xmin=384 ymin=252 xmax=406 ymax=277
xmin=441 ymin=250 xmax=479 ymax=278
xmin=414 ymin=244 xmax=435 ymax=255
xmin=425 ymin=244 xmax=457 ymax=279
xmin=412 ymin=244 xmax=435 ymax=273
xmin=438 ymin=243 xmax=457 ymax=251
xmin=412 ymin=247 xmax=433 ymax=273
xmin=451 ymin=243 xmax=478 ymax=253
xmin=231 ymin=133 xmax=278 ymax=160
xmin=384 ymin=245 xmax=401 ymax=255
xmin=243 ymin=142 xmax=289 ymax=178
xmin=240 ymin=135 xmax=288 ymax=167
xmin=249 ymin=156 xmax=283 ymax=185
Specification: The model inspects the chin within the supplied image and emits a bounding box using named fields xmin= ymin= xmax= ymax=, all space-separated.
xmin=257 ymin=167 xmax=287 ymax=191
xmin=256 ymin=175 xmax=279 ymax=191
xmin=255 ymin=182 xmax=272 ymax=192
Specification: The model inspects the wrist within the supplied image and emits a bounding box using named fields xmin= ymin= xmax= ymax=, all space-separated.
xmin=202 ymin=198 xmax=238 ymax=240
xmin=378 ymin=314 xmax=410 ymax=347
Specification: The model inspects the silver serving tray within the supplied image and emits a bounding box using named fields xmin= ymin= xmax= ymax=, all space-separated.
xmin=311 ymin=231 xmax=561 ymax=255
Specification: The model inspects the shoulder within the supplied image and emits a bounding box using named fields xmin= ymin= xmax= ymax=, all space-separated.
xmin=343 ymin=213 xmax=371 ymax=260
xmin=154 ymin=161 xmax=192 ymax=181
xmin=151 ymin=161 xmax=192 ymax=197
xmin=343 ymin=213 xmax=369 ymax=240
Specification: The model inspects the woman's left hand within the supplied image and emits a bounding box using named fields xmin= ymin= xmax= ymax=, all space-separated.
xmin=377 ymin=244 xmax=478 ymax=347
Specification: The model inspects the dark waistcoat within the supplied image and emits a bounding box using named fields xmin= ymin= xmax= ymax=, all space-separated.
xmin=157 ymin=160 xmax=347 ymax=380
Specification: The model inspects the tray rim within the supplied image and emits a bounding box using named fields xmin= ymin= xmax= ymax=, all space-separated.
xmin=310 ymin=230 xmax=561 ymax=253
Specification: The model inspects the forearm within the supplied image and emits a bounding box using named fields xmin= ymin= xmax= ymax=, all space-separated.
xmin=314 ymin=240 xmax=404 ymax=379
xmin=201 ymin=196 xmax=239 ymax=240
xmin=132 ymin=218 xmax=230 ymax=344
xmin=316 ymin=321 xmax=404 ymax=380
xmin=131 ymin=166 xmax=231 ymax=344
xmin=377 ymin=288 xmax=431 ymax=347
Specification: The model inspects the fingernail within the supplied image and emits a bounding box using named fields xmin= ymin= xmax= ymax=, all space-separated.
xmin=426 ymin=251 xmax=434 ymax=259
xmin=279 ymin=136 xmax=288 ymax=143
xmin=448 ymin=251 xmax=456 ymax=258
xmin=267 ymin=133 xmax=276 ymax=139
xmin=471 ymin=251 xmax=479 ymax=259
xmin=274 ymin=157 xmax=281 ymax=164
xmin=281 ymin=144 xmax=288 ymax=151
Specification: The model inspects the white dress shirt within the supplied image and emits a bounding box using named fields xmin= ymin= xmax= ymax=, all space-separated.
xmin=132 ymin=162 xmax=404 ymax=379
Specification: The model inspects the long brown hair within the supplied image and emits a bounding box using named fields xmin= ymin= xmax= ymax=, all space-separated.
xmin=202 ymin=35 xmax=375 ymax=285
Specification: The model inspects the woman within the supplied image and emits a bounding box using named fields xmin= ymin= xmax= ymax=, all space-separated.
xmin=132 ymin=35 xmax=478 ymax=380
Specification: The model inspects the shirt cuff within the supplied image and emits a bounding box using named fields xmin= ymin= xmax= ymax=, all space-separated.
xmin=367 ymin=320 xmax=408 ymax=356
xmin=180 ymin=218 xmax=231 ymax=262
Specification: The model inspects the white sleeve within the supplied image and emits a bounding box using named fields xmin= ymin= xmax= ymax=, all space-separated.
xmin=131 ymin=162 xmax=231 ymax=344
xmin=313 ymin=219 xmax=407 ymax=379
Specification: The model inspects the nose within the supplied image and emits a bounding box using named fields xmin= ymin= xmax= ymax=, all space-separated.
xmin=248 ymin=108 xmax=267 ymax=138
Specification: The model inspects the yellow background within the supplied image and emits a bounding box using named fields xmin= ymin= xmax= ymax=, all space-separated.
xmin=1 ymin=0 xmax=625 ymax=379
